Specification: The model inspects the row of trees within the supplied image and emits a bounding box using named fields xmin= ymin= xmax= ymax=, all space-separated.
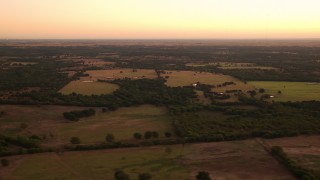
xmin=133 ymin=132 xmax=172 ymax=140
xmin=115 ymin=170 xmax=152 ymax=180
xmin=114 ymin=169 xmax=211 ymax=180
xmin=63 ymin=109 xmax=96 ymax=121
xmin=70 ymin=131 xmax=173 ymax=145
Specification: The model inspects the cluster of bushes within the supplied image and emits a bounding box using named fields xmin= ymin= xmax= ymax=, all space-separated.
xmin=0 ymin=135 xmax=41 ymax=149
xmin=115 ymin=170 xmax=152 ymax=180
xmin=63 ymin=109 xmax=96 ymax=121
xmin=143 ymin=131 xmax=159 ymax=139
xmin=0 ymin=111 xmax=5 ymax=117
xmin=133 ymin=132 xmax=172 ymax=140
xmin=219 ymin=81 xmax=235 ymax=87
xmin=196 ymin=171 xmax=211 ymax=180
xmin=195 ymin=83 xmax=214 ymax=93
xmin=0 ymin=147 xmax=54 ymax=157
xmin=1 ymin=158 xmax=9 ymax=167
xmin=271 ymin=146 xmax=318 ymax=179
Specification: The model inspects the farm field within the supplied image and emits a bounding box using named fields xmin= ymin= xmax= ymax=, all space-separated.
xmin=86 ymin=68 xmax=157 ymax=81
xmin=0 ymin=139 xmax=294 ymax=180
xmin=59 ymin=80 xmax=119 ymax=95
xmin=0 ymin=145 xmax=190 ymax=180
xmin=55 ymin=105 xmax=173 ymax=143
xmin=162 ymin=70 xmax=255 ymax=102
xmin=249 ymin=81 xmax=320 ymax=101
xmin=0 ymin=105 xmax=172 ymax=144
xmin=0 ymin=105 xmax=86 ymax=138
xmin=182 ymin=140 xmax=294 ymax=180
xmin=266 ymin=135 xmax=320 ymax=177
xmin=162 ymin=70 xmax=243 ymax=87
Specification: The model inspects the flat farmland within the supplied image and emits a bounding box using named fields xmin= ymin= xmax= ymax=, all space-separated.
xmin=0 ymin=145 xmax=190 ymax=180
xmin=59 ymin=80 xmax=119 ymax=95
xmin=1 ymin=139 xmax=294 ymax=180
xmin=0 ymin=105 xmax=86 ymax=138
xmin=162 ymin=70 xmax=255 ymax=102
xmin=55 ymin=105 xmax=173 ymax=143
xmin=86 ymin=68 xmax=158 ymax=80
xmin=249 ymin=81 xmax=320 ymax=101
xmin=59 ymin=69 xmax=157 ymax=95
xmin=0 ymin=105 xmax=173 ymax=144
xmin=162 ymin=70 xmax=240 ymax=87
xmin=182 ymin=140 xmax=294 ymax=180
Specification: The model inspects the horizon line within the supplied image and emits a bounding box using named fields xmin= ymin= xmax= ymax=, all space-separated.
xmin=1 ymin=38 xmax=320 ymax=41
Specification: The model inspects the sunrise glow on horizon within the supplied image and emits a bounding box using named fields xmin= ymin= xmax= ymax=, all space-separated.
xmin=1 ymin=0 xmax=320 ymax=39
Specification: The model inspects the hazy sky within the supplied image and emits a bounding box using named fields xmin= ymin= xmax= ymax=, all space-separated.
xmin=1 ymin=0 xmax=320 ymax=39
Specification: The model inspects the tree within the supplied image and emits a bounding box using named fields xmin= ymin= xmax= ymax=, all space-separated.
xmin=152 ymin=131 xmax=159 ymax=138
xmin=144 ymin=131 xmax=153 ymax=139
xmin=133 ymin=133 xmax=142 ymax=140
xmin=106 ymin=133 xmax=115 ymax=143
xmin=70 ymin=137 xmax=81 ymax=144
xmin=258 ymin=88 xmax=265 ymax=93
xmin=248 ymin=90 xmax=257 ymax=97
xmin=20 ymin=123 xmax=28 ymax=130
xmin=165 ymin=132 xmax=172 ymax=138
xmin=114 ymin=169 xmax=130 ymax=180
xmin=196 ymin=171 xmax=211 ymax=180
xmin=1 ymin=159 xmax=9 ymax=167
xmin=138 ymin=173 xmax=152 ymax=180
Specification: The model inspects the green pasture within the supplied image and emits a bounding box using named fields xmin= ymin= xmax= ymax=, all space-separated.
xmin=4 ymin=145 xmax=190 ymax=180
xmin=249 ymin=81 xmax=320 ymax=101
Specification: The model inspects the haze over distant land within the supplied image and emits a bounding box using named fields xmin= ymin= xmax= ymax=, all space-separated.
xmin=1 ymin=39 xmax=320 ymax=47
xmin=1 ymin=0 xmax=320 ymax=39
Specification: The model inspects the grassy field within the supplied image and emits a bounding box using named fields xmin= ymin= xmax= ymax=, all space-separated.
xmin=1 ymin=145 xmax=190 ymax=180
xmin=1 ymin=139 xmax=294 ymax=180
xmin=0 ymin=105 xmax=85 ymax=138
xmin=0 ymin=105 xmax=173 ymax=144
xmin=249 ymin=81 xmax=320 ymax=101
xmin=267 ymin=135 xmax=320 ymax=177
xmin=162 ymin=70 xmax=240 ymax=87
xmin=86 ymin=68 xmax=157 ymax=80
xmin=183 ymin=140 xmax=293 ymax=179
xmin=55 ymin=105 xmax=173 ymax=143
xmin=59 ymin=68 xmax=157 ymax=95
xmin=162 ymin=70 xmax=255 ymax=102
xmin=59 ymin=80 xmax=119 ymax=95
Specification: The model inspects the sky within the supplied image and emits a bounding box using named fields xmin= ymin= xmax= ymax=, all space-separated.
xmin=1 ymin=0 xmax=320 ymax=39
